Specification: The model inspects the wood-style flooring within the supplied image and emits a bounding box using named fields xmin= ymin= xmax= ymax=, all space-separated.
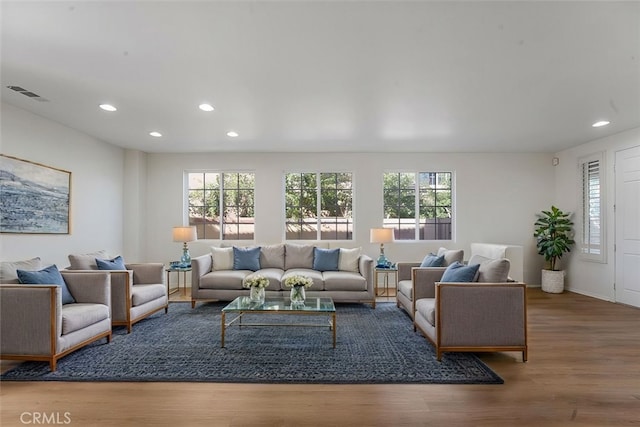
xmin=1 ymin=288 xmax=639 ymax=426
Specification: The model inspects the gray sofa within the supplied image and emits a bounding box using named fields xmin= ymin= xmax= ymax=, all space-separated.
xmin=191 ymin=243 xmax=375 ymax=307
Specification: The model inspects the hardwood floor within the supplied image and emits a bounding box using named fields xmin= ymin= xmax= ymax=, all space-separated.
xmin=1 ymin=288 xmax=639 ymax=426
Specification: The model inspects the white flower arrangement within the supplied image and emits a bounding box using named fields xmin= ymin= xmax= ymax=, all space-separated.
xmin=243 ymin=275 xmax=269 ymax=289
xmin=283 ymin=274 xmax=313 ymax=289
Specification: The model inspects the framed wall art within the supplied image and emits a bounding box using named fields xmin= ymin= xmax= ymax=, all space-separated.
xmin=0 ymin=154 xmax=71 ymax=234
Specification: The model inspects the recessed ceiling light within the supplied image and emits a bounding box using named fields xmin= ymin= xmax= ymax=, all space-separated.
xmin=99 ymin=104 xmax=117 ymax=112
xmin=149 ymin=131 xmax=162 ymax=137
xmin=592 ymin=120 xmax=610 ymax=128
xmin=226 ymin=131 xmax=239 ymax=137
xmin=199 ymin=103 xmax=214 ymax=112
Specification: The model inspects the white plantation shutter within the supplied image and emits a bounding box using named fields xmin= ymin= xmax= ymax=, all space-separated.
xmin=579 ymin=153 xmax=605 ymax=262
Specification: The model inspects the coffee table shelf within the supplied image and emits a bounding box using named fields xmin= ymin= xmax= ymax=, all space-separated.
xmin=220 ymin=297 xmax=336 ymax=348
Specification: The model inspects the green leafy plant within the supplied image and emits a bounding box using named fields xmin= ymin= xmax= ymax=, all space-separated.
xmin=533 ymin=206 xmax=576 ymax=271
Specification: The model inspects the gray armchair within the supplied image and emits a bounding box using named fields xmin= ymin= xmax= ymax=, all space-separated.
xmin=66 ymin=252 xmax=168 ymax=333
xmin=415 ymin=281 xmax=528 ymax=361
xmin=0 ymin=272 xmax=112 ymax=371
xmin=396 ymin=248 xmax=464 ymax=321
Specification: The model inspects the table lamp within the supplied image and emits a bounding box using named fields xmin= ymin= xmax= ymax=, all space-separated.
xmin=172 ymin=226 xmax=197 ymax=267
xmin=370 ymin=228 xmax=394 ymax=267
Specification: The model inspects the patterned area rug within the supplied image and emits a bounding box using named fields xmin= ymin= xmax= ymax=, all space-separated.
xmin=1 ymin=302 xmax=503 ymax=384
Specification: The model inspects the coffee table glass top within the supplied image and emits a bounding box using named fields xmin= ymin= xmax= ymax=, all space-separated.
xmin=222 ymin=296 xmax=335 ymax=313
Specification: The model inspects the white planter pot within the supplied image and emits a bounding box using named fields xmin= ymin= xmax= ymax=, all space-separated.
xmin=541 ymin=270 xmax=565 ymax=293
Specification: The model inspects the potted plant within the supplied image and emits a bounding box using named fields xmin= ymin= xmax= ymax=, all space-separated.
xmin=533 ymin=205 xmax=576 ymax=293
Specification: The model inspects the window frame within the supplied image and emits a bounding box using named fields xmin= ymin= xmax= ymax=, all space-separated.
xmin=578 ymin=152 xmax=606 ymax=263
xmin=185 ymin=170 xmax=256 ymax=241
xmin=382 ymin=171 xmax=455 ymax=241
xmin=284 ymin=171 xmax=354 ymax=241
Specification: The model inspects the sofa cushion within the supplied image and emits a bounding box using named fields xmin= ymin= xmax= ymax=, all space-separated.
xmin=440 ymin=261 xmax=480 ymax=283
xmin=420 ymin=254 xmax=444 ymax=267
xmin=96 ymin=255 xmax=126 ymax=270
xmin=17 ymin=264 xmax=76 ymax=305
xmin=285 ymin=244 xmax=314 ymax=270
xmin=201 ymin=270 xmax=250 ymax=290
xmin=468 ymin=255 xmax=511 ymax=282
xmin=233 ymin=246 xmax=261 ymax=271
xmin=246 ymin=268 xmax=284 ymax=291
xmin=437 ymin=248 xmax=464 ymax=266
xmin=68 ymin=250 xmax=109 ymax=270
xmin=211 ymin=247 xmax=234 ymax=271
xmin=323 ymin=271 xmax=367 ymax=291
xmin=132 ymin=284 xmax=166 ymax=307
xmin=338 ymin=247 xmax=361 ymax=272
xmin=0 ymin=257 xmax=42 ymax=284
xmin=313 ymin=247 xmax=340 ymax=272
xmin=260 ymin=244 xmax=285 ymax=270
xmin=61 ymin=303 xmax=110 ymax=335
xmin=416 ymin=298 xmax=436 ymax=327
xmin=397 ymin=279 xmax=413 ymax=301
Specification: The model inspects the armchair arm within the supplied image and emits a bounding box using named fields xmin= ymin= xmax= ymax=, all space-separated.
xmin=61 ymin=272 xmax=111 ymax=305
xmin=126 ymin=263 xmax=164 ymax=284
xmin=0 ymin=284 xmax=60 ymax=355
xmin=358 ymin=255 xmax=374 ymax=294
xmin=191 ymin=254 xmax=212 ymax=290
xmin=412 ymin=267 xmax=447 ymax=300
xmin=436 ymin=282 xmax=527 ymax=347
xmin=397 ymin=262 xmax=420 ymax=281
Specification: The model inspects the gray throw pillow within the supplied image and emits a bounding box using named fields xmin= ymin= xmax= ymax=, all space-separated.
xmin=285 ymin=244 xmax=314 ymax=270
xmin=1 ymin=257 xmax=42 ymax=284
xmin=469 ymin=255 xmax=511 ymax=282
xmin=68 ymin=250 xmax=109 ymax=270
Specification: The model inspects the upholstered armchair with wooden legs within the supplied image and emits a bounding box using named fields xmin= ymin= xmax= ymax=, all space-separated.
xmin=396 ymin=248 xmax=464 ymax=321
xmin=414 ymin=281 xmax=528 ymax=362
xmin=66 ymin=252 xmax=168 ymax=333
xmin=0 ymin=272 xmax=112 ymax=371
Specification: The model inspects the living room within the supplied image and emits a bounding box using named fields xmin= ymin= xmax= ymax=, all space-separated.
xmin=1 ymin=1 xmax=639 ymax=426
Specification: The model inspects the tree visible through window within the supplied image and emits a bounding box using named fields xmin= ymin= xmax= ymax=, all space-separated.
xmin=383 ymin=172 xmax=453 ymax=240
xmin=187 ymin=172 xmax=255 ymax=240
xmin=285 ymin=172 xmax=353 ymax=240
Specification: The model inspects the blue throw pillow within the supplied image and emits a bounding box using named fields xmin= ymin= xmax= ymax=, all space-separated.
xmin=96 ymin=255 xmax=126 ymax=270
xmin=233 ymin=246 xmax=261 ymax=271
xmin=420 ymin=253 xmax=445 ymax=267
xmin=17 ymin=264 xmax=76 ymax=305
xmin=313 ymin=247 xmax=340 ymax=272
xmin=440 ymin=261 xmax=480 ymax=283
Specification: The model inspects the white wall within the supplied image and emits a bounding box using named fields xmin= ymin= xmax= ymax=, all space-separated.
xmin=554 ymin=126 xmax=640 ymax=301
xmin=0 ymin=103 xmax=125 ymax=268
xmin=143 ymin=151 xmax=552 ymax=284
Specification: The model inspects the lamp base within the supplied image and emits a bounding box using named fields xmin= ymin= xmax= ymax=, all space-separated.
xmin=376 ymin=253 xmax=390 ymax=268
xmin=180 ymin=244 xmax=191 ymax=268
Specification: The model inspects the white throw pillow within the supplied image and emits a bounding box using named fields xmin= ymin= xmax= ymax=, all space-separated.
xmin=210 ymin=247 xmax=234 ymax=271
xmin=0 ymin=257 xmax=43 ymax=283
xmin=339 ymin=247 xmax=361 ymax=272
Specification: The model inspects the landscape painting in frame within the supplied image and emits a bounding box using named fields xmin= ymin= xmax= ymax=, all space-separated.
xmin=0 ymin=154 xmax=71 ymax=234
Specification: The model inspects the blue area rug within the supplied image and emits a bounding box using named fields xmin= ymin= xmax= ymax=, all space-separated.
xmin=1 ymin=302 xmax=503 ymax=384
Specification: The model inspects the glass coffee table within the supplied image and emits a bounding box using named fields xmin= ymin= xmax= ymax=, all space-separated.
xmin=220 ymin=297 xmax=336 ymax=348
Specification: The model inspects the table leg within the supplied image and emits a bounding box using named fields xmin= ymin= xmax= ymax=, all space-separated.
xmin=332 ymin=312 xmax=336 ymax=348
xmin=221 ymin=311 xmax=226 ymax=348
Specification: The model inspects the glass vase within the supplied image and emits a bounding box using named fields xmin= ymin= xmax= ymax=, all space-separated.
xmin=290 ymin=285 xmax=306 ymax=304
xmin=249 ymin=286 xmax=265 ymax=303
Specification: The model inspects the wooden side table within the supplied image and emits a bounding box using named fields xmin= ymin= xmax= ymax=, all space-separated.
xmin=166 ymin=267 xmax=191 ymax=296
xmin=374 ymin=267 xmax=398 ymax=297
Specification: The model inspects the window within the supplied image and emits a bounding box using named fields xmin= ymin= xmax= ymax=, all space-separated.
xmin=579 ymin=153 xmax=605 ymax=262
xmin=383 ymin=172 xmax=453 ymax=240
xmin=285 ymin=172 xmax=353 ymax=240
xmin=187 ymin=172 xmax=255 ymax=240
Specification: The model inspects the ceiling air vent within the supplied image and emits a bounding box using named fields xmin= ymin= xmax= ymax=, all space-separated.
xmin=6 ymin=85 xmax=49 ymax=102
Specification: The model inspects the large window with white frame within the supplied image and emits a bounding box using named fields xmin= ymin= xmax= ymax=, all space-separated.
xmin=579 ymin=153 xmax=605 ymax=262
xmin=186 ymin=171 xmax=255 ymax=240
xmin=285 ymin=172 xmax=353 ymax=240
xmin=383 ymin=172 xmax=453 ymax=240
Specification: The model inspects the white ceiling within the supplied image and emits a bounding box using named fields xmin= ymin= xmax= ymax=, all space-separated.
xmin=1 ymin=1 xmax=639 ymax=154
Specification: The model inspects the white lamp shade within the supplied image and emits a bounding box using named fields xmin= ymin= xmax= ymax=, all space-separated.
xmin=172 ymin=226 xmax=197 ymax=242
xmin=370 ymin=228 xmax=394 ymax=244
